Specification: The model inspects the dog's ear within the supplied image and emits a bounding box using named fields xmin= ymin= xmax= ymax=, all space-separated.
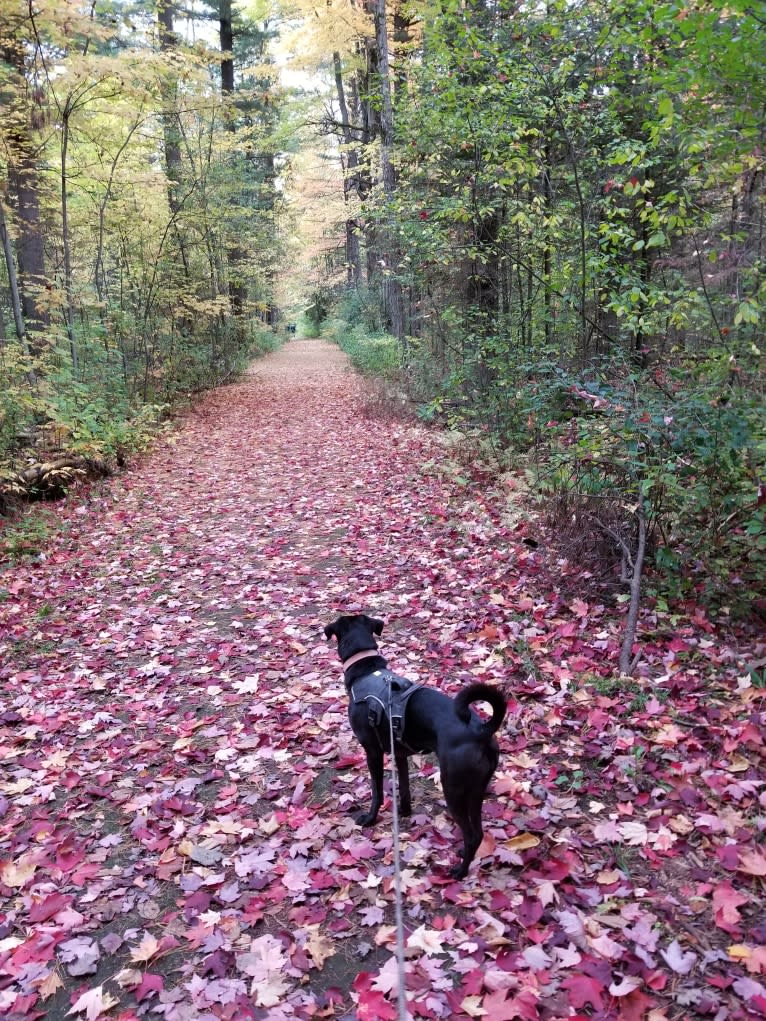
xmin=324 ymin=621 xmax=339 ymax=640
xmin=364 ymin=615 xmax=384 ymax=636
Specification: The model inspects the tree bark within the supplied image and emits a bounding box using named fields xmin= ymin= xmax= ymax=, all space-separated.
xmin=1 ymin=36 xmax=50 ymax=351
xmin=157 ymin=0 xmax=190 ymax=278
xmin=333 ymin=51 xmax=363 ymax=284
xmin=219 ymin=0 xmax=246 ymax=329
xmin=60 ymin=110 xmax=79 ymax=376
xmin=0 ymin=199 xmax=37 ymax=386
xmin=373 ymin=0 xmax=405 ymax=345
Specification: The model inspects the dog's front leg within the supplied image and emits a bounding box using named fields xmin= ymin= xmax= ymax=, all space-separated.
xmin=395 ymin=751 xmax=412 ymax=817
xmin=355 ymin=746 xmax=384 ymax=826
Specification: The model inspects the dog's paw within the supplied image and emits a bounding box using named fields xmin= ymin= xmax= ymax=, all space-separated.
xmin=354 ymin=810 xmax=378 ymax=827
xmin=449 ymin=861 xmax=469 ymax=880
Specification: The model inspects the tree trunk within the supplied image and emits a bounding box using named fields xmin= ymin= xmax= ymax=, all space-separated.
xmin=373 ymin=0 xmax=405 ymax=345
xmin=219 ymin=0 xmax=235 ymax=95
xmin=0 ymin=198 xmax=37 ymax=386
xmin=333 ymin=51 xmax=363 ymax=285
xmin=219 ymin=0 xmax=246 ymax=330
xmin=619 ymin=490 xmax=647 ymax=676
xmin=542 ymin=141 xmax=553 ymax=350
xmin=1 ymin=37 xmax=49 ymax=352
xmin=157 ymin=1 xmax=190 ymax=278
xmin=60 ymin=111 xmax=79 ymax=376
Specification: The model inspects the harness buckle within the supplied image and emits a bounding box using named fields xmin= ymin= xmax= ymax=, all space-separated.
xmin=391 ymin=711 xmax=405 ymax=742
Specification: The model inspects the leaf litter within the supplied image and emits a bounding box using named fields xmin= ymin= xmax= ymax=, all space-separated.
xmin=1 ymin=339 xmax=764 ymax=1020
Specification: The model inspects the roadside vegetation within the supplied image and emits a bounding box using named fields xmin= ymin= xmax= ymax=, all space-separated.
xmin=302 ymin=0 xmax=765 ymax=658
xmin=0 ymin=0 xmax=287 ymax=509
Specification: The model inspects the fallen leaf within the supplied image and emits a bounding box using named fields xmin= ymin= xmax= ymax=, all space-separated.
xmin=66 ymin=985 xmax=119 ymax=1020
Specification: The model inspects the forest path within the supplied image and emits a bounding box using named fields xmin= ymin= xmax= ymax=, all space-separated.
xmin=1 ymin=339 xmax=762 ymax=1020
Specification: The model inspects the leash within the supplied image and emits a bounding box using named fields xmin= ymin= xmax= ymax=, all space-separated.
xmin=387 ymin=676 xmax=409 ymax=1021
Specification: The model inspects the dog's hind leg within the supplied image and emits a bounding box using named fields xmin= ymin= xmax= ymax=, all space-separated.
xmin=355 ymin=747 xmax=385 ymax=826
xmin=395 ymin=750 xmax=412 ymax=816
xmin=446 ymin=794 xmax=484 ymax=879
xmin=442 ymin=757 xmax=494 ymax=878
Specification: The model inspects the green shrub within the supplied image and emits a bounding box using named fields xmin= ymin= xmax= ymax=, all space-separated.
xmin=528 ymin=351 xmax=765 ymax=611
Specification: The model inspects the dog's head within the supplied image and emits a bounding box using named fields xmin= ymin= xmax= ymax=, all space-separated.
xmin=324 ymin=614 xmax=384 ymax=661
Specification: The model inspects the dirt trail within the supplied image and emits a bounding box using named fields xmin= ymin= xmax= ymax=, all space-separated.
xmin=1 ymin=340 xmax=762 ymax=1021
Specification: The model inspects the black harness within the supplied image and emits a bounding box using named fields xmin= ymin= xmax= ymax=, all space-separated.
xmin=350 ymin=670 xmax=424 ymax=753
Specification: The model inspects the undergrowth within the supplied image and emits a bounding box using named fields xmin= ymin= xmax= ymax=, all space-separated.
xmin=313 ymin=286 xmax=765 ymax=623
xmin=322 ymin=288 xmax=400 ymax=378
xmin=1 ymin=324 xmax=281 ymax=511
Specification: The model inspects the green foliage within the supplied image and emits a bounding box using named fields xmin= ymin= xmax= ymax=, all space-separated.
xmin=332 ymin=323 xmax=400 ymax=377
xmin=586 ymin=673 xmax=670 ymax=713
xmin=528 ymin=353 xmax=765 ymax=610
xmin=0 ymin=509 xmax=57 ymax=565
xmin=0 ymin=0 xmax=289 ymax=501
xmin=46 ymin=380 xmax=165 ymax=462
xmin=303 ymin=287 xmax=336 ymax=336
xmin=322 ymin=287 xmax=401 ymax=376
xmin=328 ymin=0 xmax=766 ymax=610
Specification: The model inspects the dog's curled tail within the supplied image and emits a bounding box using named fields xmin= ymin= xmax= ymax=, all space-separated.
xmin=455 ymin=683 xmax=507 ymax=736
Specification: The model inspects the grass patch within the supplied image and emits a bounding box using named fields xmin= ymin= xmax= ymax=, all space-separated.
xmin=326 ymin=320 xmax=401 ymax=378
xmin=0 ymin=509 xmax=59 ymax=565
xmin=582 ymin=673 xmax=670 ymax=713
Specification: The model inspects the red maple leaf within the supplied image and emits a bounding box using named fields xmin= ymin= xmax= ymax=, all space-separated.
xmin=135 ymin=973 xmax=164 ymax=1002
xmin=712 ymin=881 xmax=748 ymax=934
xmin=561 ymin=974 xmax=605 ymax=1010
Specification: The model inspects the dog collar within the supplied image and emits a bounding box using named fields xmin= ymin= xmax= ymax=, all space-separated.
xmin=341 ymin=649 xmax=380 ymax=672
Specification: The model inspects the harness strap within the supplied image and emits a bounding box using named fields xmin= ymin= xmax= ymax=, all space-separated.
xmin=350 ymin=670 xmax=424 ymax=753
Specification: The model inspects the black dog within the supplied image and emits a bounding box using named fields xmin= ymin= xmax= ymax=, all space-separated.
xmin=324 ymin=613 xmax=507 ymax=878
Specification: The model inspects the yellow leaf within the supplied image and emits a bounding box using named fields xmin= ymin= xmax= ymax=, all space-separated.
xmin=114 ymin=968 xmax=142 ymax=988
xmin=597 ymin=869 xmax=622 ymax=885
xmin=508 ymin=832 xmax=540 ymax=851
xmin=725 ymin=943 xmax=766 ymax=973
xmin=407 ymin=926 xmax=445 ymax=955
xmin=37 ymin=970 xmax=64 ymax=1000
xmin=460 ymin=994 xmax=487 ymax=1017
xmin=669 ymin=814 xmax=694 ymax=835
xmin=0 ymin=858 xmax=37 ymax=888
xmin=508 ymin=752 xmax=538 ymax=769
xmin=305 ymin=926 xmax=334 ymax=969
xmin=1 ymin=778 xmax=34 ymax=795
xmin=375 ymin=924 xmax=396 ymax=947
xmin=66 ymin=985 xmax=119 ymax=1020
xmin=651 ymin=724 xmax=684 ymax=746
xmin=131 ymin=932 xmax=161 ymax=963
xmin=728 ymin=944 xmax=751 ymax=960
